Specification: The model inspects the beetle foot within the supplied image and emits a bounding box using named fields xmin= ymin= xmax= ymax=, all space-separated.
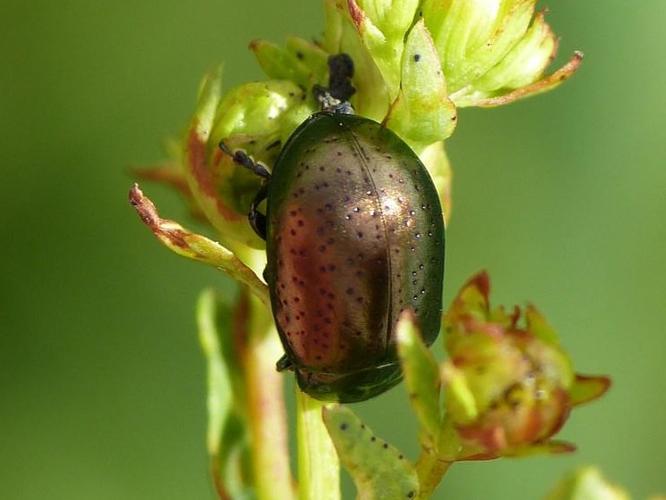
xmin=276 ymin=354 xmax=294 ymax=372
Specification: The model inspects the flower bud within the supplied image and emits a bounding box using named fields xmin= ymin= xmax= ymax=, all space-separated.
xmin=184 ymin=68 xmax=314 ymax=248
xmin=421 ymin=0 xmax=580 ymax=107
xmin=443 ymin=272 xmax=610 ymax=459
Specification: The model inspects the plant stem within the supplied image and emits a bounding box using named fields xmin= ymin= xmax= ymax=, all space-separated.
xmin=415 ymin=419 xmax=461 ymax=499
xmin=296 ymin=390 xmax=340 ymax=500
xmin=415 ymin=451 xmax=452 ymax=499
xmin=243 ymin=291 xmax=296 ymax=500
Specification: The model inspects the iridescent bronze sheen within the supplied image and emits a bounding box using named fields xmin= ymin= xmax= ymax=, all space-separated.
xmin=265 ymin=112 xmax=445 ymax=402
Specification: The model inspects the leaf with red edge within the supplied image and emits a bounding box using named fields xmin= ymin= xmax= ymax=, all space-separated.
xmin=129 ymin=184 xmax=269 ymax=307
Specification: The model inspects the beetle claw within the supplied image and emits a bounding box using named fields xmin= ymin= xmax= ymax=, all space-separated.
xmin=276 ymin=354 xmax=294 ymax=372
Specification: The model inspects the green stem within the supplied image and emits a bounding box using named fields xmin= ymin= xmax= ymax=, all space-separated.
xmin=296 ymin=390 xmax=340 ymax=500
xmin=415 ymin=419 xmax=460 ymax=499
xmin=415 ymin=450 xmax=452 ymax=499
xmin=243 ymin=291 xmax=296 ymax=500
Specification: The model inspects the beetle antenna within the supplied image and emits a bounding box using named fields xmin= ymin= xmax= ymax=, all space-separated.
xmin=219 ymin=141 xmax=271 ymax=180
xmin=328 ymin=53 xmax=355 ymax=101
xmin=313 ymin=53 xmax=356 ymax=114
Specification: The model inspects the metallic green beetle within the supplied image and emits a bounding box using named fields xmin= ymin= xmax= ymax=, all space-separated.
xmin=221 ymin=55 xmax=445 ymax=402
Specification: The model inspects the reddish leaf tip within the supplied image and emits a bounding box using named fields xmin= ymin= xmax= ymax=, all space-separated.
xmin=347 ymin=0 xmax=364 ymax=28
xmin=467 ymin=270 xmax=491 ymax=299
xmin=128 ymin=183 xmax=157 ymax=226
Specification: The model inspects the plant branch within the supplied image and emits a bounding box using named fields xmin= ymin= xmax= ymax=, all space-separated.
xmin=296 ymin=392 xmax=340 ymax=500
xmin=241 ymin=291 xmax=295 ymax=500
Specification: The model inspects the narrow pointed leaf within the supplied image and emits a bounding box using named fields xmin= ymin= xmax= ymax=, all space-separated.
xmin=502 ymin=440 xmax=576 ymax=458
xmin=129 ymin=184 xmax=269 ymax=306
xmin=525 ymin=305 xmax=560 ymax=345
xmin=338 ymin=13 xmax=390 ymax=121
xmin=465 ymin=51 xmax=584 ymax=108
xmin=417 ymin=142 xmax=452 ymax=222
xmin=249 ymin=39 xmax=313 ymax=87
xmin=197 ymin=290 xmax=254 ymax=500
xmin=441 ymin=362 xmax=478 ymax=425
xmin=450 ymin=0 xmax=536 ymax=92
xmin=396 ymin=311 xmax=442 ymax=447
xmin=356 ymin=0 xmax=419 ymax=38
xmin=182 ymin=68 xmax=259 ymax=248
xmin=385 ymin=20 xmax=457 ymax=145
xmin=323 ymin=0 xmax=344 ymax=53
xmin=323 ymin=405 xmax=419 ymax=500
xmin=474 ymin=12 xmax=557 ymax=92
xmin=285 ymin=36 xmax=329 ymax=86
xmin=346 ymin=0 xmax=419 ymax=100
xmin=569 ymin=375 xmax=611 ymax=407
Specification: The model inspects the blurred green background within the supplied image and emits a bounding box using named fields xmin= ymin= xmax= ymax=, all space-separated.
xmin=1 ymin=1 xmax=664 ymax=498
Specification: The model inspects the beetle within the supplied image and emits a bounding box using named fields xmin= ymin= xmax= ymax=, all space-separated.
xmin=221 ymin=54 xmax=445 ymax=402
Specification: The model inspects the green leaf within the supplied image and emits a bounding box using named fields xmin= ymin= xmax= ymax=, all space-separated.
xmin=210 ymin=80 xmax=314 ymax=146
xmin=396 ymin=311 xmax=442 ymax=447
xmin=323 ymin=405 xmax=419 ymax=500
xmin=440 ymin=362 xmax=478 ymax=425
xmin=285 ymin=36 xmax=330 ymax=86
xmin=385 ymin=19 xmax=457 ymax=145
xmin=569 ymin=374 xmax=612 ymax=407
xmin=296 ymin=392 xmax=340 ymax=500
xmin=417 ymin=142 xmax=452 ymax=222
xmin=457 ymin=52 xmax=584 ymax=108
xmin=182 ymin=67 xmax=258 ymax=247
xmin=356 ymin=0 xmax=419 ymax=38
xmin=545 ymin=467 xmax=630 ymax=500
xmin=197 ymin=289 xmax=255 ymax=500
xmin=473 ymin=12 xmax=557 ymax=92
xmin=501 ymin=440 xmax=576 ymax=458
xmin=451 ymin=0 xmax=536 ymax=92
xmin=323 ymin=0 xmax=344 ymax=53
xmin=129 ymin=184 xmax=270 ymax=307
xmin=347 ymin=0 xmax=420 ymax=99
xmin=337 ymin=5 xmax=391 ymax=121
xmin=249 ymin=39 xmax=314 ymax=87
xmin=525 ymin=305 xmax=560 ymax=345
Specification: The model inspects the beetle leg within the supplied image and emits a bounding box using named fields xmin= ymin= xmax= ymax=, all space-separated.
xmin=276 ymin=354 xmax=294 ymax=372
xmin=219 ymin=141 xmax=271 ymax=180
xmin=249 ymin=182 xmax=269 ymax=240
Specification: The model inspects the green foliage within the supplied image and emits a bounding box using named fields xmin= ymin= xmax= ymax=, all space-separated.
xmin=197 ymin=290 xmax=255 ymax=500
xmin=546 ymin=467 xmax=630 ymax=500
xmin=129 ymin=0 xmax=613 ymax=498
xmin=396 ymin=312 xmax=442 ymax=449
xmin=322 ymin=405 xmax=419 ymax=500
